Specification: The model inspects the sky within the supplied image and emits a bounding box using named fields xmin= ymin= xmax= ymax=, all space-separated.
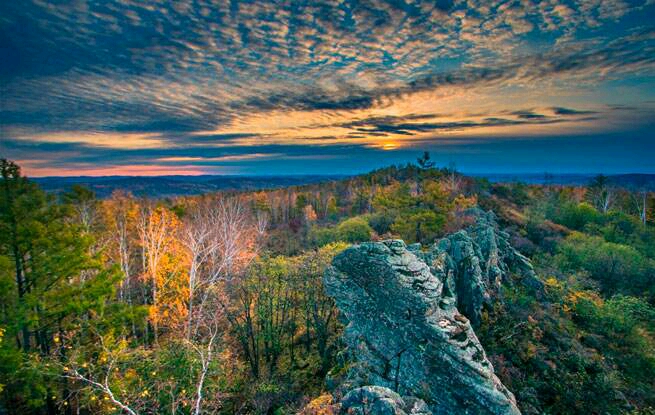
xmin=1 ymin=0 xmax=655 ymax=177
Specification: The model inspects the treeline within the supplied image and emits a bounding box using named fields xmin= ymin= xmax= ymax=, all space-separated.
xmin=1 ymin=157 xmax=655 ymax=414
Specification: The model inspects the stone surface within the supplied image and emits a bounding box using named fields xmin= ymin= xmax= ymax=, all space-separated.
xmin=324 ymin=210 xmax=527 ymax=415
xmin=418 ymin=209 xmax=543 ymax=326
xmin=341 ymin=386 xmax=432 ymax=415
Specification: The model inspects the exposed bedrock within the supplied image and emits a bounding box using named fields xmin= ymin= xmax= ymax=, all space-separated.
xmin=324 ymin=210 xmax=531 ymax=414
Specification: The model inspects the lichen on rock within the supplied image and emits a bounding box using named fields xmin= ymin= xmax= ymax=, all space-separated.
xmin=324 ymin=209 xmax=529 ymax=415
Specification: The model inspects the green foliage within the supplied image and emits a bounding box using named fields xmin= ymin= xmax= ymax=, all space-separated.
xmin=225 ymin=243 xmax=346 ymax=413
xmin=551 ymin=202 xmax=603 ymax=230
xmin=479 ymin=282 xmax=655 ymax=414
xmin=1 ymin=159 xmax=654 ymax=414
xmin=373 ymin=181 xmax=450 ymax=243
xmin=556 ymin=232 xmax=655 ymax=300
xmin=335 ymin=217 xmax=373 ymax=243
xmin=308 ymin=217 xmax=372 ymax=246
xmin=368 ymin=212 xmax=394 ymax=235
xmin=0 ymin=160 xmax=128 ymax=413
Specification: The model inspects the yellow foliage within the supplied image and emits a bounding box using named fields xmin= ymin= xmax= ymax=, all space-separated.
xmin=300 ymin=394 xmax=338 ymax=415
xmin=544 ymin=277 xmax=560 ymax=289
xmin=453 ymin=194 xmax=477 ymax=210
xmin=566 ymin=290 xmax=603 ymax=307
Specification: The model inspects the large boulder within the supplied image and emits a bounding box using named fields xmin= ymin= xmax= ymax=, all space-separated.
xmin=324 ymin=211 xmax=526 ymax=414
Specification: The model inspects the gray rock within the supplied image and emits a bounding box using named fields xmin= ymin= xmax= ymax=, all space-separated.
xmin=419 ymin=209 xmax=543 ymax=326
xmin=340 ymin=386 xmax=432 ymax=415
xmin=325 ymin=238 xmax=522 ymax=415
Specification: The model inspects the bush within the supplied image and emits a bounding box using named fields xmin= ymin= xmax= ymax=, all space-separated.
xmin=551 ymin=202 xmax=603 ymax=230
xmin=309 ymin=226 xmax=337 ymax=247
xmin=368 ymin=213 xmax=394 ymax=235
xmin=336 ymin=217 xmax=373 ymax=243
xmin=556 ymin=232 xmax=655 ymax=300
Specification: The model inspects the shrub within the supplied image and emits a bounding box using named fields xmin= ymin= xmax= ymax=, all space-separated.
xmin=368 ymin=213 xmax=394 ymax=235
xmin=556 ymin=232 xmax=655 ymax=300
xmin=336 ymin=217 xmax=373 ymax=243
xmin=551 ymin=202 xmax=603 ymax=230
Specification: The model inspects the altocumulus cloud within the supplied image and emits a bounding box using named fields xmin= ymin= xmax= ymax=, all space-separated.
xmin=1 ymin=0 xmax=655 ymax=175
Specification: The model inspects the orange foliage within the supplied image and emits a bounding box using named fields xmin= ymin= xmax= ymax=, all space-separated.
xmin=299 ymin=394 xmax=339 ymax=415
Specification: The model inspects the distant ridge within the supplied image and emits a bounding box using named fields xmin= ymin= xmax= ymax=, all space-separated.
xmin=32 ymin=172 xmax=655 ymax=198
xmin=33 ymin=175 xmax=346 ymax=198
xmin=470 ymin=172 xmax=655 ymax=189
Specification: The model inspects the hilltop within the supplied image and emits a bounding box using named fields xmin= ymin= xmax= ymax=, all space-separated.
xmin=32 ymin=172 xmax=655 ymax=199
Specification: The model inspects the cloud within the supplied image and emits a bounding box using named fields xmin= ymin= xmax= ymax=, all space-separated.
xmin=1 ymin=0 xmax=654 ymax=175
xmin=510 ymin=110 xmax=548 ymax=119
xmin=550 ymin=107 xmax=599 ymax=115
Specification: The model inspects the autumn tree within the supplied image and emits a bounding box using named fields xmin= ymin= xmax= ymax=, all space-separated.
xmin=137 ymin=201 xmax=176 ymax=343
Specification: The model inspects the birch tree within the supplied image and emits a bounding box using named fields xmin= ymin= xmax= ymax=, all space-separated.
xmin=137 ymin=202 xmax=174 ymax=343
xmin=180 ymin=196 xmax=255 ymax=412
xmin=631 ymin=190 xmax=650 ymax=225
xmin=587 ymin=174 xmax=615 ymax=213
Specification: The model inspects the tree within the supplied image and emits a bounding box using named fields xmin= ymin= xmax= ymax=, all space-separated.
xmin=180 ymin=196 xmax=255 ymax=411
xmin=416 ymin=151 xmax=435 ymax=170
xmin=587 ymin=174 xmax=614 ymax=213
xmin=63 ymin=334 xmax=138 ymax=415
xmin=630 ymin=190 xmax=650 ymax=225
xmin=104 ymin=192 xmax=138 ymax=305
xmin=224 ymin=244 xmax=345 ymax=384
xmin=373 ymin=182 xmax=450 ymax=243
xmin=62 ymin=185 xmax=99 ymax=234
xmin=444 ymin=162 xmax=463 ymax=195
xmin=556 ymin=232 xmax=655 ymax=300
xmin=137 ymin=202 xmax=175 ymax=343
xmin=0 ymin=159 xmax=36 ymax=351
xmin=336 ymin=217 xmax=373 ymax=243
xmin=0 ymin=160 xmax=121 ymax=413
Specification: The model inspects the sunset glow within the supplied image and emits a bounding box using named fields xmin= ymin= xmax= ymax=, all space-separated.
xmin=1 ymin=1 xmax=654 ymax=175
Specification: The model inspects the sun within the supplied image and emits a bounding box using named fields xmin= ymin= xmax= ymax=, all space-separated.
xmin=382 ymin=142 xmax=398 ymax=151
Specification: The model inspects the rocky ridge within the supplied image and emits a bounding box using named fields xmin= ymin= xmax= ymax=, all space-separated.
xmin=323 ymin=209 xmax=540 ymax=414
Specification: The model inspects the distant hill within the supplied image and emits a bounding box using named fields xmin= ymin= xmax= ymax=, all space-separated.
xmin=471 ymin=173 xmax=655 ymax=190
xmin=606 ymin=174 xmax=655 ymax=190
xmin=32 ymin=172 xmax=655 ymax=198
xmin=33 ymin=175 xmax=346 ymax=198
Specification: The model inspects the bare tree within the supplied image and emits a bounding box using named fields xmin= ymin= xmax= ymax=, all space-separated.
xmin=107 ymin=192 xmax=136 ymax=302
xmin=181 ymin=200 xmax=219 ymax=340
xmin=212 ymin=196 xmax=254 ymax=278
xmin=444 ymin=162 xmax=462 ymax=195
xmin=255 ymin=209 xmax=269 ymax=239
xmin=190 ymin=197 xmax=255 ymax=338
xmin=180 ymin=196 xmax=255 ymax=414
xmin=587 ymin=174 xmax=615 ymax=213
xmin=631 ymin=190 xmax=650 ymax=225
xmin=137 ymin=202 xmax=173 ymax=343
xmin=186 ymin=289 xmax=226 ymax=415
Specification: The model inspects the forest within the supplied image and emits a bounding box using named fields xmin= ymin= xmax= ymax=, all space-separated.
xmin=1 ymin=156 xmax=654 ymax=414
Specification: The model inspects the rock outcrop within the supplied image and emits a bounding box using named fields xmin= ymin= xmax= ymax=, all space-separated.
xmin=414 ymin=209 xmax=542 ymax=326
xmin=324 ymin=210 xmax=532 ymax=415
